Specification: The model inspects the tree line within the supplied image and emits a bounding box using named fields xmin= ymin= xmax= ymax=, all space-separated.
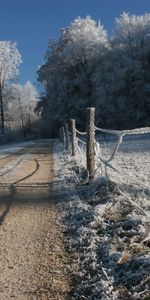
xmin=1 ymin=13 xmax=150 ymax=140
xmin=0 ymin=41 xmax=39 ymax=140
xmin=37 ymin=13 xmax=150 ymax=136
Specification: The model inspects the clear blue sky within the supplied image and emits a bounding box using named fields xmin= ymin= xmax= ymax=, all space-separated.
xmin=0 ymin=0 xmax=149 ymax=86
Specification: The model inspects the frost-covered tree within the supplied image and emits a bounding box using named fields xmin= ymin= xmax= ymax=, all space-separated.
xmin=113 ymin=12 xmax=150 ymax=51
xmin=37 ymin=16 xmax=109 ymax=135
xmin=21 ymin=81 xmax=39 ymax=133
xmin=93 ymin=13 xmax=150 ymax=129
xmin=0 ymin=41 xmax=22 ymax=134
xmin=37 ymin=13 xmax=150 ymax=133
xmin=111 ymin=12 xmax=150 ymax=127
xmin=6 ymin=82 xmax=39 ymax=136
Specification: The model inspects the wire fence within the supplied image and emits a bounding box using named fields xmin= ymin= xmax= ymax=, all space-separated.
xmin=59 ymin=107 xmax=150 ymax=271
xmin=76 ymin=130 xmax=87 ymax=168
xmin=95 ymin=126 xmax=150 ymax=188
xmin=59 ymin=107 xmax=150 ymax=190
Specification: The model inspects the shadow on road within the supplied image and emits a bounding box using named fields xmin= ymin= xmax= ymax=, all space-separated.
xmin=0 ymin=140 xmax=55 ymax=226
xmin=0 ymin=183 xmax=54 ymax=227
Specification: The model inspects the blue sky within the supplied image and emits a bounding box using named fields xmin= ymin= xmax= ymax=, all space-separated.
xmin=0 ymin=0 xmax=149 ymax=86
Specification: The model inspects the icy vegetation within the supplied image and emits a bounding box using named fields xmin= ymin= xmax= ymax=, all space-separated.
xmin=37 ymin=13 xmax=150 ymax=135
xmin=0 ymin=41 xmax=39 ymax=137
xmin=53 ymin=136 xmax=150 ymax=300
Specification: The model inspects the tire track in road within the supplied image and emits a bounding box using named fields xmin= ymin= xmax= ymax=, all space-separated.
xmin=0 ymin=156 xmax=25 ymax=177
xmin=0 ymin=154 xmax=11 ymax=160
xmin=0 ymin=155 xmax=15 ymax=170
xmin=0 ymin=140 xmax=71 ymax=300
xmin=0 ymin=143 xmax=37 ymax=177
xmin=0 ymin=143 xmax=43 ymax=226
xmin=12 ymin=159 xmax=39 ymax=185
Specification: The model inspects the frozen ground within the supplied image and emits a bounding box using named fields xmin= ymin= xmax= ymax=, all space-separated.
xmin=53 ymin=134 xmax=150 ymax=300
xmin=95 ymin=133 xmax=150 ymax=189
xmin=0 ymin=140 xmax=71 ymax=300
xmin=0 ymin=140 xmax=36 ymax=156
xmin=0 ymin=137 xmax=149 ymax=299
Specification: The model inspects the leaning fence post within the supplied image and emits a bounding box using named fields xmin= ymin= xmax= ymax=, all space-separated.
xmin=70 ymin=119 xmax=77 ymax=156
xmin=86 ymin=107 xmax=96 ymax=179
xmin=64 ymin=123 xmax=69 ymax=151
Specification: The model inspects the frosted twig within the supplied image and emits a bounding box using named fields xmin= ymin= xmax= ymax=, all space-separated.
xmin=139 ymin=289 xmax=150 ymax=296
xmin=101 ymin=267 xmax=109 ymax=280
xmin=80 ymin=296 xmax=88 ymax=300
xmin=73 ymin=171 xmax=80 ymax=184
xmin=141 ymin=236 xmax=150 ymax=245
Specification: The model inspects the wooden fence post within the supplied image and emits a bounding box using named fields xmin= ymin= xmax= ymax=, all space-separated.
xmin=70 ymin=119 xmax=77 ymax=156
xmin=61 ymin=126 xmax=66 ymax=147
xmin=64 ymin=123 xmax=69 ymax=150
xmin=86 ymin=107 xmax=96 ymax=179
xmin=59 ymin=127 xmax=62 ymax=143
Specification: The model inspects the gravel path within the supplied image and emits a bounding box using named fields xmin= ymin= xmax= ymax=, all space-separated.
xmin=0 ymin=140 xmax=70 ymax=300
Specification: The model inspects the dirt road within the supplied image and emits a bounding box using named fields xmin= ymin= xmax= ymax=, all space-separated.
xmin=0 ymin=140 xmax=70 ymax=300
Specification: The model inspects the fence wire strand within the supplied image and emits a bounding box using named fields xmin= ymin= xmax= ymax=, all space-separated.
xmin=62 ymin=123 xmax=150 ymax=192
xmin=94 ymin=126 xmax=150 ymax=190
xmin=76 ymin=137 xmax=87 ymax=167
xmin=76 ymin=129 xmax=87 ymax=135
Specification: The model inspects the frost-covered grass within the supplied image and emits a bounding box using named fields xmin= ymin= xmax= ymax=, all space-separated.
xmin=95 ymin=133 xmax=150 ymax=188
xmin=53 ymin=138 xmax=150 ymax=300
